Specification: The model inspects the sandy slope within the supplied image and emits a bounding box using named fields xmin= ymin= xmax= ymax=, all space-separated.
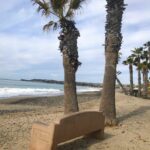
xmin=0 ymin=92 xmax=150 ymax=150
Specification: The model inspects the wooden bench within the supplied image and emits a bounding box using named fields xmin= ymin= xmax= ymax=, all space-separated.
xmin=29 ymin=111 xmax=105 ymax=150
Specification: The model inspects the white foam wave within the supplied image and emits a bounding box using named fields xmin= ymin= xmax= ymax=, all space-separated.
xmin=77 ymin=87 xmax=101 ymax=93
xmin=0 ymin=87 xmax=101 ymax=99
xmin=0 ymin=88 xmax=62 ymax=98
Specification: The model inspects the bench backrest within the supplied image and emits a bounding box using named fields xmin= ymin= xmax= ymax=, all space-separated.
xmin=54 ymin=111 xmax=104 ymax=143
xmin=30 ymin=111 xmax=104 ymax=150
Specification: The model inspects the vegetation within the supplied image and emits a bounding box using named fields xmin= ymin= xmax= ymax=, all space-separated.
xmin=132 ymin=47 xmax=143 ymax=96
xmin=100 ymin=0 xmax=126 ymax=126
xmin=123 ymin=55 xmax=135 ymax=95
xmin=123 ymin=43 xmax=150 ymax=98
xmin=31 ymin=0 xmax=149 ymax=126
xmin=32 ymin=0 xmax=86 ymax=114
xmin=140 ymin=50 xmax=150 ymax=98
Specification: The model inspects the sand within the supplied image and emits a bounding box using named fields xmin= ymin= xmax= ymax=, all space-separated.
xmin=0 ymin=92 xmax=150 ymax=150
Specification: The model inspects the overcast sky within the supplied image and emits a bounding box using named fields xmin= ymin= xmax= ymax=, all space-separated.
xmin=0 ymin=0 xmax=150 ymax=83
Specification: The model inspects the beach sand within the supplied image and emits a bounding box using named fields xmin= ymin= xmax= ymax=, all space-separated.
xmin=0 ymin=92 xmax=150 ymax=150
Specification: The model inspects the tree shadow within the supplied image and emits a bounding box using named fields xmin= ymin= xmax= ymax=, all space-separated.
xmin=58 ymin=133 xmax=112 ymax=150
xmin=0 ymin=109 xmax=33 ymax=115
xmin=118 ymin=106 xmax=150 ymax=122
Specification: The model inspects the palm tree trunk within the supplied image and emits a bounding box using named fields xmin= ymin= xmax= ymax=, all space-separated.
xmin=129 ymin=64 xmax=134 ymax=95
xmin=138 ymin=69 xmax=141 ymax=96
xmin=143 ymin=69 xmax=148 ymax=99
xmin=101 ymin=52 xmax=118 ymax=125
xmin=149 ymin=47 xmax=150 ymax=62
xmin=63 ymin=55 xmax=79 ymax=113
xmin=100 ymin=0 xmax=125 ymax=126
xmin=59 ymin=19 xmax=80 ymax=114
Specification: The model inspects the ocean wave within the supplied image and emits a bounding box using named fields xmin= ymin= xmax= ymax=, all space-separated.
xmin=77 ymin=87 xmax=100 ymax=92
xmin=0 ymin=87 xmax=100 ymax=98
xmin=0 ymin=88 xmax=62 ymax=98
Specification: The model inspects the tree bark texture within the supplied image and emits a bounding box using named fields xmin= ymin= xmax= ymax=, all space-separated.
xmin=100 ymin=0 xmax=125 ymax=126
xmin=59 ymin=19 xmax=81 ymax=114
xmin=129 ymin=64 xmax=134 ymax=95
xmin=138 ymin=69 xmax=141 ymax=96
xmin=143 ymin=69 xmax=148 ymax=99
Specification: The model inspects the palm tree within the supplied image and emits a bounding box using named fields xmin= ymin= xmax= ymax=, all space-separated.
xmin=123 ymin=55 xmax=134 ymax=95
xmin=143 ymin=42 xmax=150 ymax=98
xmin=144 ymin=41 xmax=150 ymax=62
xmin=140 ymin=50 xmax=149 ymax=98
xmin=132 ymin=47 xmax=143 ymax=96
xmin=32 ymin=0 xmax=86 ymax=114
xmin=138 ymin=62 xmax=150 ymax=98
xmin=100 ymin=0 xmax=126 ymax=125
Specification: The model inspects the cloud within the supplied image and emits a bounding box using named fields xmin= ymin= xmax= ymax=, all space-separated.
xmin=0 ymin=0 xmax=150 ymax=83
xmin=75 ymin=0 xmax=106 ymax=22
xmin=0 ymin=33 xmax=60 ymax=70
xmin=0 ymin=0 xmax=20 ymax=12
xmin=0 ymin=8 xmax=35 ymax=31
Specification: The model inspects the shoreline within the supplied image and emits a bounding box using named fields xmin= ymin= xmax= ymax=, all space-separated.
xmin=0 ymin=86 xmax=101 ymax=100
xmin=0 ymin=91 xmax=101 ymax=105
xmin=0 ymin=90 xmax=101 ymax=102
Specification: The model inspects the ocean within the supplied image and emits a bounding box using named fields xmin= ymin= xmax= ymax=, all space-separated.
xmin=0 ymin=79 xmax=100 ymax=99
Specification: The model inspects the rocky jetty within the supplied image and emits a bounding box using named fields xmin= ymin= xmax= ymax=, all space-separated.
xmin=21 ymin=79 xmax=101 ymax=87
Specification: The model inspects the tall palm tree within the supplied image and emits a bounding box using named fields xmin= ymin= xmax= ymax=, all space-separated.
xmin=144 ymin=41 xmax=150 ymax=62
xmin=100 ymin=0 xmax=126 ymax=125
xmin=140 ymin=50 xmax=149 ymax=98
xmin=132 ymin=47 xmax=143 ymax=96
xmin=32 ymin=0 xmax=86 ymax=114
xmin=143 ymin=42 xmax=150 ymax=97
xmin=138 ymin=62 xmax=150 ymax=98
xmin=123 ymin=55 xmax=134 ymax=95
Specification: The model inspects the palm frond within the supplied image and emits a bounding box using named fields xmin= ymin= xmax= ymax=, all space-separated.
xmin=123 ymin=54 xmax=135 ymax=65
xmin=50 ymin=0 xmax=68 ymax=9
xmin=65 ymin=10 xmax=74 ymax=18
xmin=53 ymin=22 xmax=59 ymax=30
xmin=132 ymin=47 xmax=143 ymax=55
xmin=43 ymin=21 xmax=59 ymax=31
xmin=65 ymin=0 xmax=86 ymax=19
xmin=70 ymin=0 xmax=86 ymax=10
xmin=123 ymin=60 xmax=128 ymax=65
xmin=32 ymin=0 xmax=50 ymax=16
xmin=148 ymin=63 xmax=150 ymax=69
xmin=144 ymin=41 xmax=150 ymax=47
xmin=50 ymin=0 xmax=68 ymax=17
xmin=137 ymin=63 xmax=143 ymax=70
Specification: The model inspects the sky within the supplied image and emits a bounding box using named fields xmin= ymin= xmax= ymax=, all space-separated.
xmin=0 ymin=0 xmax=150 ymax=83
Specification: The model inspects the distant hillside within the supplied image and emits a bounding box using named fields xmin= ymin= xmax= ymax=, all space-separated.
xmin=21 ymin=79 xmax=101 ymax=87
